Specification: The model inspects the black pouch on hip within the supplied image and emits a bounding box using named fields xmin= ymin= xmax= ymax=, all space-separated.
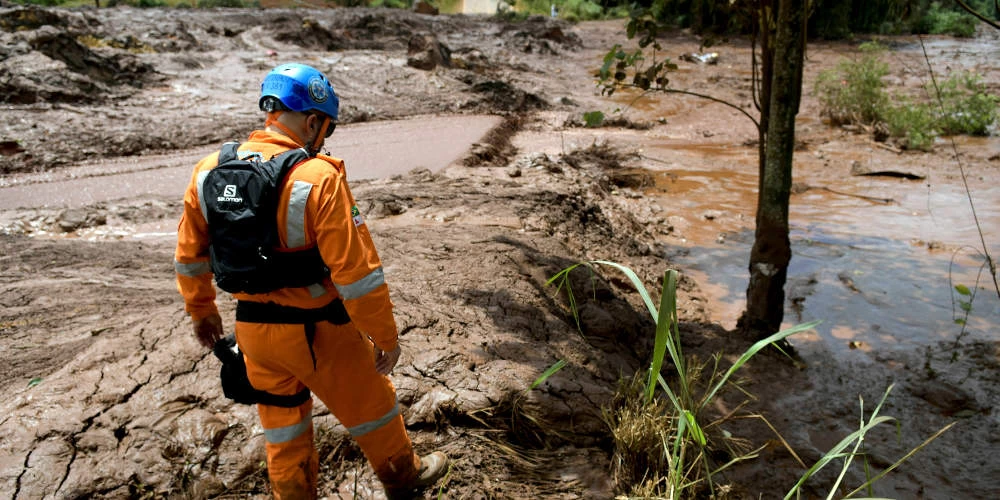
xmin=212 ymin=334 xmax=311 ymax=407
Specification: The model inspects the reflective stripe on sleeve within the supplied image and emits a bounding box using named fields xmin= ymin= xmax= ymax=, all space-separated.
xmin=196 ymin=170 xmax=210 ymax=222
xmin=334 ymin=267 xmax=385 ymax=300
xmin=263 ymin=414 xmax=312 ymax=444
xmin=308 ymin=283 xmax=328 ymax=298
xmin=174 ymin=259 xmax=211 ymax=277
xmin=286 ymin=180 xmax=313 ymax=248
xmin=346 ymin=402 xmax=400 ymax=438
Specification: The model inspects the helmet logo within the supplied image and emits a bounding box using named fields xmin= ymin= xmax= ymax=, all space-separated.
xmin=307 ymin=77 xmax=329 ymax=104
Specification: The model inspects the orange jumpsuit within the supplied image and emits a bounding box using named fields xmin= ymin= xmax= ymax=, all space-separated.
xmin=174 ymin=130 xmax=421 ymax=498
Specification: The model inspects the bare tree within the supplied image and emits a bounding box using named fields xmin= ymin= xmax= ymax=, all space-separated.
xmin=598 ymin=0 xmax=809 ymax=342
xmin=737 ymin=0 xmax=807 ymax=339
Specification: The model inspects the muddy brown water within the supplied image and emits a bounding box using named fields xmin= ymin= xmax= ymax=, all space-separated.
xmin=648 ymin=135 xmax=1000 ymax=357
xmin=585 ymin=31 xmax=1000 ymax=360
xmin=0 ymin=115 xmax=501 ymax=210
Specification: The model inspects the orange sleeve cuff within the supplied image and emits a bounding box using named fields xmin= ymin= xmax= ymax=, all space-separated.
xmin=342 ymin=284 xmax=399 ymax=352
xmin=176 ymin=273 xmax=218 ymax=321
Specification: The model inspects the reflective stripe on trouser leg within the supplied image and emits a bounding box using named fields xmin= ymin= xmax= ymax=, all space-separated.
xmin=259 ymin=402 xmax=319 ymax=500
xmin=301 ymin=321 xmax=421 ymax=489
xmin=353 ymin=410 xmax=421 ymax=489
xmin=236 ymin=322 xmax=321 ymax=500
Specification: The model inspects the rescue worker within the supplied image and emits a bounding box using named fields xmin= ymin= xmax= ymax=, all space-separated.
xmin=174 ymin=63 xmax=447 ymax=499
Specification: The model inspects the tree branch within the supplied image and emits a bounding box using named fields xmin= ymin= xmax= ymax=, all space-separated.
xmin=657 ymin=88 xmax=761 ymax=129
xmin=954 ymin=0 xmax=1000 ymax=30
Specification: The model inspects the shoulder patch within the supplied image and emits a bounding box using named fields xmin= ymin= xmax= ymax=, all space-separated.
xmin=351 ymin=205 xmax=364 ymax=227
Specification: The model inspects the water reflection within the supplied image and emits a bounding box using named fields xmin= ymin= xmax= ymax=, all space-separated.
xmin=655 ymin=158 xmax=1000 ymax=356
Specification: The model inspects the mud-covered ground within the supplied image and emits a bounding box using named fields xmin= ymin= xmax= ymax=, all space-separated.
xmin=1 ymin=5 xmax=998 ymax=499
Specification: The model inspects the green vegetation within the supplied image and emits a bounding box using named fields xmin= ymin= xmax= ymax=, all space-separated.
xmin=548 ymin=260 xmax=952 ymax=497
xmin=549 ymin=261 xmax=813 ymax=496
xmin=814 ymin=42 xmax=890 ymax=126
xmin=582 ymin=110 xmax=605 ymax=127
xmin=815 ymin=44 xmax=998 ymax=150
xmin=550 ymin=0 xmax=997 ymax=38
xmin=370 ymin=0 xmax=409 ymax=9
xmin=935 ymin=71 xmax=999 ymax=135
xmin=916 ymin=1 xmax=980 ymax=37
xmin=517 ymin=0 xmax=627 ymax=21
xmin=785 ymin=384 xmax=954 ymax=500
xmin=10 ymin=0 xmax=261 ymax=7
xmin=881 ymin=96 xmax=938 ymax=150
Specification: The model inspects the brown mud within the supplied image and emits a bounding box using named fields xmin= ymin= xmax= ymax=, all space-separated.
xmin=1 ymin=5 xmax=998 ymax=499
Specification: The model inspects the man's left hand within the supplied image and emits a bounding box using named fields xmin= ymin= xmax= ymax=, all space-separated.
xmin=193 ymin=312 xmax=224 ymax=349
xmin=374 ymin=345 xmax=401 ymax=375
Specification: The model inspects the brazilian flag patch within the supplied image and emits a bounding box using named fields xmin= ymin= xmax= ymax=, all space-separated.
xmin=351 ymin=205 xmax=364 ymax=227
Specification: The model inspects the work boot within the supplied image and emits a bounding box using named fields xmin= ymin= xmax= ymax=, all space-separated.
xmin=414 ymin=451 xmax=448 ymax=487
xmin=384 ymin=452 xmax=449 ymax=500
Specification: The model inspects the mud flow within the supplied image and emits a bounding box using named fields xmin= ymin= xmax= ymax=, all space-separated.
xmin=644 ymin=134 xmax=1000 ymax=357
xmin=1 ymin=6 xmax=998 ymax=500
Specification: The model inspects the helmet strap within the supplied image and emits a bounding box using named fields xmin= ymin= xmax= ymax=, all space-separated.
xmin=310 ymin=117 xmax=331 ymax=156
xmin=265 ymin=111 xmax=309 ymax=152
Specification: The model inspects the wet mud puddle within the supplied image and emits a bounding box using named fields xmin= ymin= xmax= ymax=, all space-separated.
xmin=642 ymin=138 xmax=1000 ymax=358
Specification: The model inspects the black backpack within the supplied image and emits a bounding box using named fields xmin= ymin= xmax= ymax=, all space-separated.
xmin=202 ymin=142 xmax=329 ymax=294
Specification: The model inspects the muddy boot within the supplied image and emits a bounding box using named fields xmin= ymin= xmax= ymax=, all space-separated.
xmin=414 ymin=451 xmax=448 ymax=487
xmin=384 ymin=452 xmax=449 ymax=499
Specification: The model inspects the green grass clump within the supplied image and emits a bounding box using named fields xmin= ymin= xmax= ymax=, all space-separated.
xmin=548 ymin=260 xmax=952 ymax=497
xmin=549 ymin=261 xmax=815 ymax=497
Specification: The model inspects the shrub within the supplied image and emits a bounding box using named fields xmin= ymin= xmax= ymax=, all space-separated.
xmin=921 ymin=1 xmax=978 ymax=37
xmin=515 ymin=0 xmax=613 ymax=21
xmin=582 ymin=110 xmax=605 ymax=127
xmin=882 ymin=98 xmax=937 ymax=151
xmin=934 ymin=71 xmax=999 ymax=136
xmin=817 ymin=42 xmax=996 ymax=149
xmin=371 ymin=0 xmax=409 ymax=8
xmin=815 ymin=42 xmax=889 ymax=126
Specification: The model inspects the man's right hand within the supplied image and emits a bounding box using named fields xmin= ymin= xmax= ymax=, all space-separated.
xmin=193 ymin=312 xmax=224 ymax=348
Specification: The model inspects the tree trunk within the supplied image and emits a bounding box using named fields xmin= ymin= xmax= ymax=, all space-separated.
xmin=738 ymin=0 xmax=806 ymax=339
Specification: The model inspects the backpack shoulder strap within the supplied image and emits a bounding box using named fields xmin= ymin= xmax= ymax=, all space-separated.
xmin=271 ymin=147 xmax=311 ymax=171
xmin=218 ymin=141 xmax=241 ymax=165
xmin=266 ymin=148 xmax=312 ymax=186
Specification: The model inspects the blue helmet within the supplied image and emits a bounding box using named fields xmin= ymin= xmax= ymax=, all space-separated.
xmin=259 ymin=63 xmax=339 ymax=121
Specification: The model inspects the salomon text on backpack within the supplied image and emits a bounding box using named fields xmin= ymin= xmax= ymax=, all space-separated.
xmin=202 ymin=142 xmax=329 ymax=294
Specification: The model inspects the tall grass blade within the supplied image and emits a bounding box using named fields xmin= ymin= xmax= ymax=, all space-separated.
xmin=783 ymin=415 xmax=896 ymax=500
xmin=656 ymin=373 xmax=683 ymax=413
xmin=528 ymin=359 xmax=567 ymax=392
xmin=700 ymin=320 xmax=821 ymax=412
xmin=591 ymin=260 xmax=658 ymax=319
xmin=682 ymin=409 xmax=706 ymax=447
xmin=659 ymin=270 xmax=687 ymax=400
xmin=647 ymin=270 xmax=680 ymax=402
xmin=843 ymin=422 xmax=955 ymax=498
xmin=828 ymin=384 xmax=896 ymax=498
